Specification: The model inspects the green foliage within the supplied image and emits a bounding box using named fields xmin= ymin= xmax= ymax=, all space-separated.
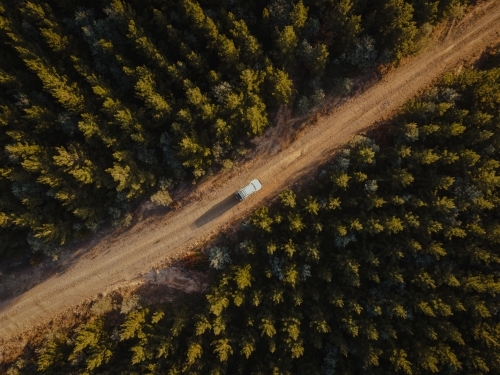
xmin=379 ymin=0 xmax=418 ymax=61
xmin=0 ymin=0 xmax=459 ymax=257
xmin=68 ymin=319 xmax=116 ymax=372
xmin=25 ymin=61 xmax=500 ymax=374
xmin=36 ymin=339 xmax=64 ymax=372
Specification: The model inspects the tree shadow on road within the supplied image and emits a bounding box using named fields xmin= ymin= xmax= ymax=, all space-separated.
xmin=194 ymin=194 xmax=238 ymax=228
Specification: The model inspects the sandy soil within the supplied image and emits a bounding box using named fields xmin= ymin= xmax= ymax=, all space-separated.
xmin=1 ymin=0 xmax=500 ymax=350
xmin=144 ymin=266 xmax=208 ymax=293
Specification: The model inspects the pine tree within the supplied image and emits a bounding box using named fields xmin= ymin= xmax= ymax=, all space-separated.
xmin=318 ymin=0 xmax=362 ymax=54
xmin=129 ymin=65 xmax=172 ymax=121
xmin=21 ymin=2 xmax=69 ymax=53
xmin=229 ymin=16 xmax=263 ymax=65
xmin=181 ymin=0 xmax=239 ymax=68
xmin=379 ymin=0 xmax=418 ymax=61
xmin=0 ymin=11 xmax=85 ymax=113
xmin=106 ymin=150 xmax=155 ymax=199
xmin=274 ymin=26 xmax=298 ymax=67
xmin=68 ymin=319 xmax=116 ymax=372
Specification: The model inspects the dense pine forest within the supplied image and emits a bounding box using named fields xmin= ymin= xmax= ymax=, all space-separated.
xmin=0 ymin=0 xmax=472 ymax=258
xmin=6 ymin=52 xmax=500 ymax=374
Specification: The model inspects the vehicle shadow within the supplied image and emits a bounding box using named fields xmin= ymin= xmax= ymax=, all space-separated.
xmin=194 ymin=194 xmax=238 ymax=228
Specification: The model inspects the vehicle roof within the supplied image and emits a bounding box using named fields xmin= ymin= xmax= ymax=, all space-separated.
xmin=240 ymin=185 xmax=255 ymax=196
xmin=237 ymin=179 xmax=261 ymax=198
xmin=250 ymin=179 xmax=262 ymax=191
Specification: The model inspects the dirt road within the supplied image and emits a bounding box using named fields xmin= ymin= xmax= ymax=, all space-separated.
xmin=1 ymin=0 xmax=500 ymax=344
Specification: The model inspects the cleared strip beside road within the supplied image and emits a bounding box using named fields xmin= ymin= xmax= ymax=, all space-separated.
xmin=1 ymin=0 xmax=500 ymax=343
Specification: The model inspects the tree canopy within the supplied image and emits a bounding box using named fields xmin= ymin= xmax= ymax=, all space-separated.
xmin=0 ymin=0 xmax=470 ymax=258
xmin=8 ymin=53 xmax=500 ymax=375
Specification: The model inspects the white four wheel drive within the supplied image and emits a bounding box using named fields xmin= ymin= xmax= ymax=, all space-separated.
xmin=235 ymin=179 xmax=262 ymax=201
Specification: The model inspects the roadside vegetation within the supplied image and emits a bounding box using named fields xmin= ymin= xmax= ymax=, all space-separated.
xmin=0 ymin=0 xmax=472 ymax=259
xmin=6 ymin=49 xmax=500 ymax=375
